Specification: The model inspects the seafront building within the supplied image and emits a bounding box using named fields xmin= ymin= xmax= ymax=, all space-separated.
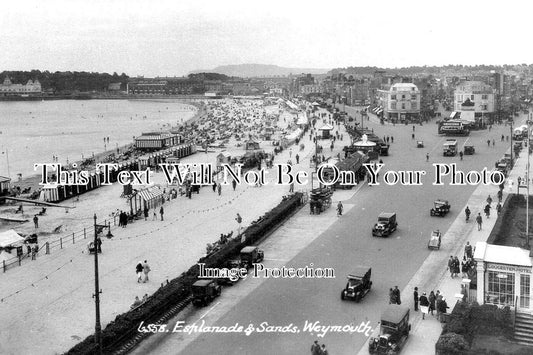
xmin=377 ymin=82 xmax=420 ymax=121
xmin=0 ymin=77 xmax=41 ymax=96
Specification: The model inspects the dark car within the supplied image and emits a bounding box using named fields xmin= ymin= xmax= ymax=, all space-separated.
xmin=372 ymin=212 xmax=397 ymax=237
xmin=430 ymin=199 xmax=450 ymax=217
xmin=192 ymin=279 xmax=222 ymax=307
xmin=369 ymin=305 xmax=411 ymax=354
xmin=240 ymin=246 xmax=264 ymax=269
xmin=463 ymin=144 xmax=475 ymax=155
xmin=341 ymin=267 xmax=372 ymax=302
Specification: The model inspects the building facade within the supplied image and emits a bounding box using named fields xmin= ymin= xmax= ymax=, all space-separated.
xmin=474 ymin=242 xmax=532 ymax=312
xmin=379 ymin=83 xmax=420 ymax=121
xmin=454 ymin=81 xmax=495 ymax=122
xmin=0 ymin=77 xmax=41 ymax=96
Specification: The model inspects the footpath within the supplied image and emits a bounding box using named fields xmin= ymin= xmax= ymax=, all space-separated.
xmin=357 ymin=136 xmax=528 ymax=355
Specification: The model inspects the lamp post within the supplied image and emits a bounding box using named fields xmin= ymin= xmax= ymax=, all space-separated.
xmin=527 ymin=112 xmax=532 ymax=250
xmin=93 ymin=214 xmax=103 ymax=355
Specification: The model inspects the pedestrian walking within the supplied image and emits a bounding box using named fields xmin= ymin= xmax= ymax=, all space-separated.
xmin=393 ymin=286 xmax=401 ymax=305
xmin=296 ymin=154 xmax=300 ymax=164
xmin=429 ymin=291 xmax=436 ymax=315
xmin=153 ymin=211 xmax=157 ymax=220
xmin=476 ymin=213 xmax=483 ymax=230
xmin=412 ymin=125 xmax=415 ymax=132
xmin=321 ymin=344 xmax=329 ymax=355
xmin=413 ymin=287 xmax=419 ymax=311
xmin=212 ymin=181 xmax=217 ymax=192
xmin=487 ymin=195 xmax=493 ymax=206
xmin=217 ymin=183 xmax=222 ymax=196
xmin=464 ymin=241 xmax=473 ymax=259
xmin=412 ymin=133 xmax=415 ymax=140
xmin=426 ymin=153 xmax=429 ymax=162
xmin=337 ymin=201 xmax=343 ymax=216
xmin=391 ymin=136 xmax=394 ymax=143
xmin=419 ymin=292 xmax=429 ymax=320
xmin=448 ymin=256 xmax=455 ymax=278
xmin=144 ymin=207 xmax=149 ymax=221
xmin=33 ymin=215 xmax=38 ymax=228
xmin=484 ymin=203 xmax=491 ymax=218
xmin=501 ymin=134 xmax=505 ymax=142
xmin=289 ymin=182 xmax=294 ymax=193
xmin=492 ymin=139 xmax=495 ymax=146
xmin=232 ymin=179 xmax=237 ymax=191
xmin=496 ymin=202 xmax=502 ymax=216
xmin=487 ymin=139 xmax=490 ymax=147
xmin=497 ymin=189 xmax=503 ymax=203
xmin=461 ymin=257 xmax=468 ymax=278
xmin=142 ymin=260 xmax=151 ymax=282
xmin=453 ymin=256 xmax=461 ymax=277
xmin=459 ymin=151 xmax=463 ymax=160
xmin=159 ymin=206 xmax=164 ymax=221
xmin=136 ymin=261 xmax=144 ymax=283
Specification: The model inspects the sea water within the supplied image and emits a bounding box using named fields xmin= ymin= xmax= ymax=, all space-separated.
xmin=0 ymin=99 xmax=196 ymax=179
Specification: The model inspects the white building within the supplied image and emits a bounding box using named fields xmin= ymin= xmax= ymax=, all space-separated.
xmin=454 ymin=81 xmax=495 ymax=122
xmin=378 ymin=83 xmax=420 ymax=122
xmin=0 ymin=77 xmax=42 ymax=96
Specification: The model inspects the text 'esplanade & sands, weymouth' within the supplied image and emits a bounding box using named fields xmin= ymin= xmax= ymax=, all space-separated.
xmin=35 ymin=162 xmax=505 ymax=187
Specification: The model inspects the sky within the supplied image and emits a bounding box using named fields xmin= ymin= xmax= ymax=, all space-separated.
xmin=1 ymin=0 xmax=532 ymax=77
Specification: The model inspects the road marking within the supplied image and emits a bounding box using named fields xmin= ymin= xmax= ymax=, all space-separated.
xmin=199 ymin=301 xmax=220 ymax=320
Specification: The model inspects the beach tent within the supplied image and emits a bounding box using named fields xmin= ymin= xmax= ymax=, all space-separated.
xmin=317 ymin=124 xmax=334 ymax=139
xmin=0 ymin=229 xmax=24 ymax=248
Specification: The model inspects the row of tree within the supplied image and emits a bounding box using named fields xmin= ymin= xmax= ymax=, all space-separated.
xmin=0 ymin=70 xmax=129 ymax=93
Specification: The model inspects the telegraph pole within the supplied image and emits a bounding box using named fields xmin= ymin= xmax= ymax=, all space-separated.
xmin=93 ymin=214 xmax=102 ymax=355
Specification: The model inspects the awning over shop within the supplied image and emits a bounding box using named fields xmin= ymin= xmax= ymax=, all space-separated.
xmin=376 ymin=109 xmax=383 ymax=115
xmin=137 ymin=186 xmax=164 ymax=202
xmin=459 ymin=111 xmax=475 ymax=122
xmin=450 ymin=111 xmax=458 ymax=119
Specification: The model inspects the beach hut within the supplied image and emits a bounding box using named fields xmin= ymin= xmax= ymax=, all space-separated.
xmin=317 ymin=124 xmax=334 ymax=139
xmin=134 ymin=186 xmax=165 ymax=212
xmin=0 ymin=176 xmax=10 ymax=193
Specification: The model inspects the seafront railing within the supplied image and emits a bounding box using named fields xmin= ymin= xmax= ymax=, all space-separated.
xmin=1 ymin=217 xmax=113 ymax=274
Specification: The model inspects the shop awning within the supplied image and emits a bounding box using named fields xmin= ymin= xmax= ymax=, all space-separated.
xmin=450 ymin=111 xmax=457 ymax=119
xmin=376 ymin=109 xmax=383 ymax=114
xmin=137 ymin=187 xmax=164 ymax=202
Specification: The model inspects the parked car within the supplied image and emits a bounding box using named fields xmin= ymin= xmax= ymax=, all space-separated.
xmin=240 ymin=246 xmax=264 ymax=268
xmin=430 ymin=200 xmax=450 ymax=217
xmin=369 ymin=305 xmax=411 ymax=354
xmin=372 ymin=212 xmax=398 ymax=237
xmin=192 ymin=279 xmax=222 ymax=307
xmin=428 ymin=230 xmax=442 ymax=250
xmin=341 ymin=267 xmax=372 ymax=302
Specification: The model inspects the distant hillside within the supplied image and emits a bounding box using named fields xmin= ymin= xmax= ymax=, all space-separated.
xmin=190 ymin=64 xmax=329 ymax=78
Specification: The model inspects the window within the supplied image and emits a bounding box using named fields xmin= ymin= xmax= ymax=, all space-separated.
xmin=411 ymin=94 xmax=417 ymax=100
xmin=391 ymin=95 xmax=397 ymax=100
xmin=457 ymin=95 xmax=462 ymax=101
xmin=401 ymin=95 xmax=405 ymax=99
xmin=391 ymin=102 xmax=397 ymax=109
xmin=401 ymin=103 xmax=406 ymax=110
xmin=482 ymin=94 xmax=488 ymax=100
xmin=487 ymin=271 xmax=515 ymax=306
xmin=411 ymin=102 xmax=417 ymax=109
xmin=520 ymin=274 xmax=530 ymax=308
xmin=471 ymin=95 xmax=474 ymax=100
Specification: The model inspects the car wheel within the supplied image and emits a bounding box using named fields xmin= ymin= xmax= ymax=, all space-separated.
xmin=341 ymin=291 xmax=345 ymax=300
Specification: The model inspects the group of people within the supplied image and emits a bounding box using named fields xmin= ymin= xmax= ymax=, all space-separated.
xmin=311 ymin=340 xmax=329 ymax=355
xmin=135 ymin=260 xmax=151 ymax=283
xmin=118 ymin=210 xmax=129 ymax=227
xmin=413 ymin=288 xmax=448 ymax=321
xmin=388 ymin=286 xmax=401 ymax=305
xmin=130 ymin=293 xmax=149 ymax=309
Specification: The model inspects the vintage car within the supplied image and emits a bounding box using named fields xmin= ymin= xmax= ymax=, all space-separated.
xmin=192 ymin=279 xmax=222 ymax=307
xmin=430 ymin=200 xmax=450 ymax=217
xmin=217 ymin=259 xmax=244 ymax=286
xmin=428 ymin=230 xmax=442 ymax=250
xmin=369 ymin=305 xmax=411 ymax=354
xmin=372 ymin=212 xmax=398 ymax=237
xmin=416 ymin=140 xmax=424 ymax=148
xmin=341 ymin=267 xmax=372 ymax=302
xmin=463 ymin=144 xmax=475 ymax=155
xmin=240 ymin=246 xmax=264 ymax=269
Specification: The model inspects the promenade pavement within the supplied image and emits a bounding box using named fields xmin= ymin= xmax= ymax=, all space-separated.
xmin=356 ymin=132 xmax=527 ymax=355
xmin=0 ymin=106 xmax=346 ymax=355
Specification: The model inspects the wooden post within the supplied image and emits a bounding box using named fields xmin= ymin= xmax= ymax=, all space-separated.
xmin=84 ymin=228 xmax=86 ymax=239
xmin=46 ymin=242 xmax=50 ymax=254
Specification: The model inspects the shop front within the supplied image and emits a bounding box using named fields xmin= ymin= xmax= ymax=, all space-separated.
xmin=474 ymin=242 xmax=532 ymax=312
